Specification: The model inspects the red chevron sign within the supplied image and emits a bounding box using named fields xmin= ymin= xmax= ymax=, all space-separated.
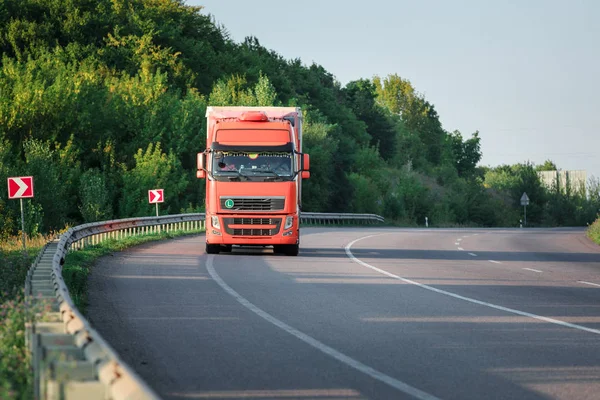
xmin=148 ymin=189 xmax=164 ymax=204
xmin=7 ymin=176 xmax=34 ymax=199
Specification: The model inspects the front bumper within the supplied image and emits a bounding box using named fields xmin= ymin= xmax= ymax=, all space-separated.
xmin=206 ymin=214 xmax=299 ymax=245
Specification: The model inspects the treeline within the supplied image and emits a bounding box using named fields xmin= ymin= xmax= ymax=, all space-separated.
xmin=484 ymin=162 xmax=599 ymax=227
xmin=0 ymin=0 xmax=598 ymax=239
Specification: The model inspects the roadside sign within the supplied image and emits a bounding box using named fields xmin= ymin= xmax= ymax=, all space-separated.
xmin=148 ymin=189 xmax=164 ymax=204
xmin=7 ymin=176 xmax=34 ymax=252
xmin=7 ymin=176 xmax=34 ymax=199
xmin=521 ymin=192 xmax=530 ymax=227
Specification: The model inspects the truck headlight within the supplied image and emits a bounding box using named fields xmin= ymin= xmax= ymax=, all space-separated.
xmin=284 ymin=216 xmax=294 ymax=230
xmin=211 ymin=216 xmax=220 ymax=229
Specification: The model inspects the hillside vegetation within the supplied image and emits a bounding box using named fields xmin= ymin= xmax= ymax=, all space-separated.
xmin=0 ymin=0 xmax=599 ymax=240
xmin=588 ymin=217 xmax=600 ymax=245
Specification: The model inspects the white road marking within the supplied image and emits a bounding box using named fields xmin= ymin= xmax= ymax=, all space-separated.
xmin=206 ymin=256 xmax=440 ymax=400
xmin=457 ymin=239 xmax=462 ymax=242
xmin=489 ymin=260 xmax=502 ymax=264
xmin=454 ymin=242 xmax=460 ymax=245
xmin=579 ymin=281 xmax=600 ymax=288
xmin=457 ymin=247 xmax=464 ymax=251
xmin=523 ymin=268 xmax=542 ymax=273
xmin=345 ymin=235 xmax=600 ymax=336
xmin=468 ymin=253 xmax=477 ymax=257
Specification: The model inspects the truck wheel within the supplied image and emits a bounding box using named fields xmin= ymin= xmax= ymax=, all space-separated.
xmin=206 ymin=243 xmax=220 ymax=254
xmin=284 ymin=244 xmax=299 ymax=256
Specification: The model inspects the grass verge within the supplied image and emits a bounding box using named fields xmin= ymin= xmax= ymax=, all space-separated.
xmin=587 ymin=216 xmax=600 ymax=245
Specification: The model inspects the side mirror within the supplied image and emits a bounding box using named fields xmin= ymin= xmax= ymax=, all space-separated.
xmin=301 ymin=171 xmax=310 ymax=179
xmin=197 ymin=152 xmax=206 ymax=179
xmin=301 ymin=153 xmax=310 ymax=171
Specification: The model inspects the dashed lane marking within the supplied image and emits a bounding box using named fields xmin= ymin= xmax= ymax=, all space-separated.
xmin=345 ymin=234 xmax=600 ymax=336
xmin=523 ymin=268 xmax=542 ymax=273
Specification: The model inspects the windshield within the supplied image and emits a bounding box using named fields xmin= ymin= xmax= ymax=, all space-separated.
xmin=212 ymin=151 xmax=294 ymax=181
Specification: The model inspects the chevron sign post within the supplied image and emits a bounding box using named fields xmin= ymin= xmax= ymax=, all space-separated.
xmin=148 ymin=189 xmax=164 ymax=216
xmin=7 ymin=176 xmax=35 ymax=252
xmin=8 ymin=176 xmax=34 ymax=199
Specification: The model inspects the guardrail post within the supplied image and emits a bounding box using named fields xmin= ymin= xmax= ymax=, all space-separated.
xmin=28 ymin=321 xmax=64 ymax=399
xmin=32 ymin=332 xmax=75 ymax=399
xmin=40 ymin=342 xmax=85 ymax=399
xmin=46 ymin=361 xmax=104 ymax=400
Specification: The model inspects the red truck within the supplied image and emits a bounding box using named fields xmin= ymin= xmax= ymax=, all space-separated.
xmin=197 ymin=107 xmax=310 ymax=256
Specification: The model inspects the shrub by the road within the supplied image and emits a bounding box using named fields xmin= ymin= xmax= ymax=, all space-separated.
xmin=588 ymin=216 xmax=600 ymax=245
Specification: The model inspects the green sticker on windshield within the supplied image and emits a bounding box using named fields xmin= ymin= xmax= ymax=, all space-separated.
xmin=224 ymin=199 xmax=234 ymax=208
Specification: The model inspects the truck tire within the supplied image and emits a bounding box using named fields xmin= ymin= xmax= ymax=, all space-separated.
xmin=284 ymin=244 xmax=299 ymax=256
xmin=206 ymin=243 xmax=220 ymax=254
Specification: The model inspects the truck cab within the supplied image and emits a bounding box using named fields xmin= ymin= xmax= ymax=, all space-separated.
xmin=197 ymin=107 xmax=309 ymax=256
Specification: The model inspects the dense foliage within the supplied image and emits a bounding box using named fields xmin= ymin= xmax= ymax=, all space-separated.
xmin=589 ymin=217 xmax=600 ymax=246
xmin=0 ymin=0 xmax=598 ymax=237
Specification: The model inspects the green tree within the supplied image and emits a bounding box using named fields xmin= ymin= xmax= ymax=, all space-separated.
xmin=79 ymin=169 xmax=112 ymax=222
xmin=301 ymin=114 xmax=338 ymax=212
xmin=449 ymin=130 xmax=482 ymax=178
xmin=208 ymin=73 xmax=278 ymax=107
xmin=485 ymin=162 xmax=546 ymax=225
xmin=119 ymin=142 xmax=187 ymax=217
xmin=344 ymin=79 xmax=397 ymax=161
xmin=22 ymin=138 xmax=75 ymax=232
xmin=536 ymin=159 xmax=558 ymax=171
xmin=374 ymin=74 xmax=448 ymax=166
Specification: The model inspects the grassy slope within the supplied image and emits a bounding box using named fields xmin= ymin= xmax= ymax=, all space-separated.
xmin=587 ymin=217 xmax=600 ymax=245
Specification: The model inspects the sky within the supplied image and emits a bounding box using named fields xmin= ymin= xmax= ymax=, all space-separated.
xmin=187 ymin=0 xmax=599 ymax=179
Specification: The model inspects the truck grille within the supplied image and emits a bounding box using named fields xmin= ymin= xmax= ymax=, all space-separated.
xmin=229 ymin=218 xmax=278 ymax=225
xmin=232 ymin=228 xmax=272 ymax=236
xmin=220 ymin=197 xmax=284 ymax=211
xmin=223 ymin=217 xmax=282 ymax=236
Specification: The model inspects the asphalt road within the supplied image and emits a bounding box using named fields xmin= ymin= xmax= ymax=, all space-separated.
xmin=87 ymin=228 xmax=600 ymax=400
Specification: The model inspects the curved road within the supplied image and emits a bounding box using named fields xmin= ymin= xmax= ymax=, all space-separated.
xmin=87 ymin=228 xmax=600 ymax=400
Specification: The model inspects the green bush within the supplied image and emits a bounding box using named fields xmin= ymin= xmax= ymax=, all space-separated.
xmin=588 ymin=217 xmax=600 ymax=245
xmin=0 ymin=292 xmax=52 ymax=400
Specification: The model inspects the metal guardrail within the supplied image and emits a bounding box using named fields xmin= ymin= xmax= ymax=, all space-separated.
xmin=24 ymin=214 xmax=205 ymax=400
xmin=24 ymin=211 xmax=383 ymax=399
xmin=300 ymin=212 xmax=385 ymax=224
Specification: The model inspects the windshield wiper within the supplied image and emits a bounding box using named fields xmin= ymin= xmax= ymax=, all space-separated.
xmin=215 ymin=170 xmax=249 ymax=181
xmin=246 ymin=168 xmax=285 ymax=181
